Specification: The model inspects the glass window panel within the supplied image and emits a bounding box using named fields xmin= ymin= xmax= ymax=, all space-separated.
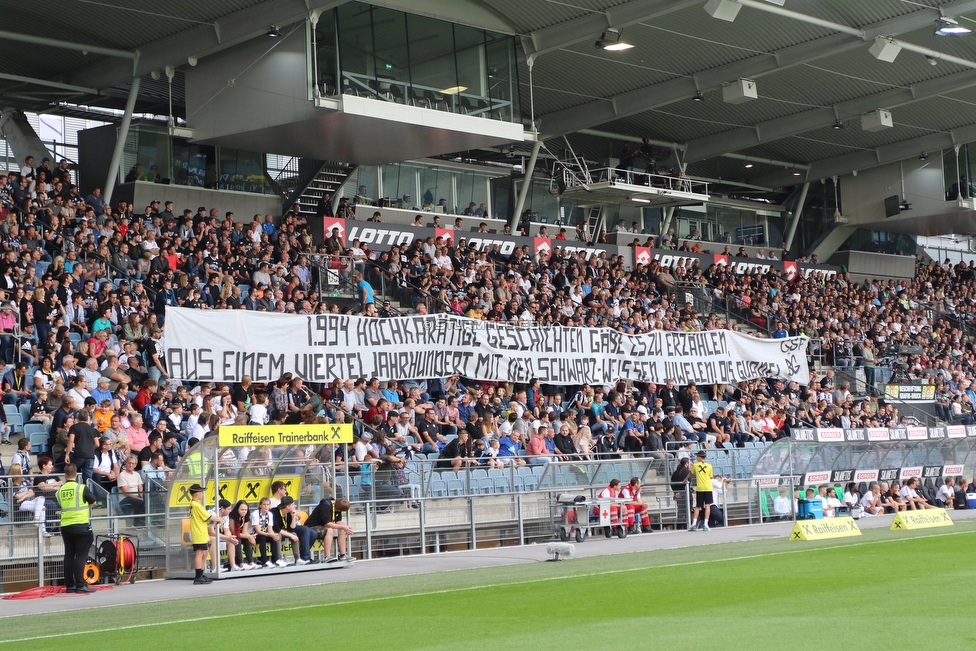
xmin=524 ymin=177 xmax=559 ymax=225
xmin=405 ymin=13 xmax=458 ymax=108
xmin=382 ymin=163 xmax=412 ymax=206
xmin=966 ymin=144 xmax=976 ymax=200
xmin=315 ymin=8 xmax=338 ymax=95
xmin=451 ymin=24 xmax=485 ymax=115
xmin=945 ymin=147 xmax=960 ymax=200
xmin=121 ymin=127 xmax=169 ymax=184
xmin=456 ymin=170 xmax=487 ymax=217
xmin=485 ymin=34 xmax=517 ymax=122
xmin=369 ymin=8 xmax=410 ymax=103
xmin=490 ymin=176 xmax=512 ymax=222
xmin=349 ymin=166 xmax=378 ymax=205
xmin=172 ymin=140 xmax=214 ymax=188
xmin=218 ymin=149 xmax=271 ymax=194
xmin=420 ymin=166 xmax=453 ymax=210
xmin=336 ymin=3 xmax=375 ymax=95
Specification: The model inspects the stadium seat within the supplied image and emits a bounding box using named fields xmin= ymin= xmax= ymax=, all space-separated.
xmin=492 ymin=476 xmax=511 ymax=493
xmin=23 ymin=422 xmax=46 ymax=438
xmin=347 ymin=483 xmax=362 ymax=502
xmin=430 ymin=480 xmax=448 ymax=497
xmin=18 ymin=403 xmax=30 ymax=424
xmin=447 ymin=479 xmax=464 ymax=496
xmin=477 ymin=476 xmax=494 ymax=494
xmin=28 ymin=432 xmax=47 ymax=455
xmin=7 ymin=414 xmax=23 ymax=434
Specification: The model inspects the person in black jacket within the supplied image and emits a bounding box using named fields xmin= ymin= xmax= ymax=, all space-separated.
xmin=436 ymin=430 xmax=470 ymax=471
xmin=953 ymin=478 xmax=971 ymax=510
xmin=670 ymin=458 xmax=692 ymax=528
xmin=592 ymin=428 xmax=620 ymax=459
xmin=657 ymin=380 xmax=680 ymax=410
xmin=553 ymin=424 xmax=576 ymax=461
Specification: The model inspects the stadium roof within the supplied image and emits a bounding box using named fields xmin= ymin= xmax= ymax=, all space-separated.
xmin=5 ymin=0 xmax=976 ymax=187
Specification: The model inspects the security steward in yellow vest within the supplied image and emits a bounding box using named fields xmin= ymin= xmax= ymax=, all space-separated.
xmin=57 ymin=463 xmax=96 ymax=594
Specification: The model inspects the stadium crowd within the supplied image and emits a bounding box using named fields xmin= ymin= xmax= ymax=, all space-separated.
xmin=0 ymin=154 xmax=975 ymax=543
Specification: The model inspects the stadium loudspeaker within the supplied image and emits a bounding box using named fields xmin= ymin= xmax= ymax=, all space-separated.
xmin=546 ymin=542 xmax=575 ymax=561
xmin=789 ymin=517 xmax=861 ymax=541
xmin=890 ymin=508 xmax=953 ymax=531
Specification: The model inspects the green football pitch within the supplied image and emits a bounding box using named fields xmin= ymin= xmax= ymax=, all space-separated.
xmin=3 ymin=521 xmax=975 ymax=651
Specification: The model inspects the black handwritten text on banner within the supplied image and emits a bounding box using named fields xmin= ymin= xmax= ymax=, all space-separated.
xmin=164 ymin=307 xmax=808 ymax=385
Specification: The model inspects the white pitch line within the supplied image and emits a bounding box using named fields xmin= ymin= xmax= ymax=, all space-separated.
xmin=0 ymin=526 xmax=971 ymax=645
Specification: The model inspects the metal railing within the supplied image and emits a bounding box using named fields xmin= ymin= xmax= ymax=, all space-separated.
xmin=562 ymin=166 xmax=709 ymax=197
xmin=341 ymin=72 xmax=514 ymax=121
xmin=0 ymin=474 xmax=169 ymax=591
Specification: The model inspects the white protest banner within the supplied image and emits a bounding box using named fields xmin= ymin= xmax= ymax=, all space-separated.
xmin=164 ymin=307 xmax=808 ymax=385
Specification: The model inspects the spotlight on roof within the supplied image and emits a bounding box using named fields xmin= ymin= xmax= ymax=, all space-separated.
xmin=861 ymin=108 xmax=893 ymax=132
xmin=722 ymin=78 xmax=757 ymax=104
xmin=935 ymin=17 xmax=971 ymax=37
xmin=744 ymin=163 xmax=754 ymax=168
xmin=926 ymin=55 xmax=939 ymax=66
xmin=692 ymin=91 xmax=705 ymax=102
xmin=704 ymin=0 xmax=741 ymax=22
xmin=919 ymin=152 xmax=928 ymax=161
xmin=832 ymin=121 xmax=844 ymax=130
xmin=595 ymin=29 xmax=633 ymax=51
xmin=267 ymin=25 xmax=281 ymax=38
xmin=868 ymin=36 xmax=901 ymax=63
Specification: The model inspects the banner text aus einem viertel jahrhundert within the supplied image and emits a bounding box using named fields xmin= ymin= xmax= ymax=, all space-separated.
xmin=163 ymin=307 xmax=808 ymax=385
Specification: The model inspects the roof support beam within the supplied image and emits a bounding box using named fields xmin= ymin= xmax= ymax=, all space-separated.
xmin=522 ymin=0 xmax=703 ymax=63
xmin=0 ymin=73 xmax=101 ymax=96
xmin=684 ymin=68 xmax=976 ymax=162
xmin=0 ymin=29 xmax=136 ymax=60
xmin=577 ymin=127 xmax=809 ymax=169
xmin=538 ymin=0 xmax=976 ymax=137
xmin=68 ymin=0 xmax=347 ymax=90
xmin=755 ymin=123 xmax=976 ymax=188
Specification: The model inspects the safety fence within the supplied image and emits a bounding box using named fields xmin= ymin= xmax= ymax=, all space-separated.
xmin=0 ymin=452 xmax=866 ymax=590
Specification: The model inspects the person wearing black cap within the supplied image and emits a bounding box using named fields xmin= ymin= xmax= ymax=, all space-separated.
xmin=188 ymin=483 xmax=221 ymax=584
xmin=690 ymin=451 xmax=713 ymax=532
xmin=379 ymin=299 xmax=395 ymax=318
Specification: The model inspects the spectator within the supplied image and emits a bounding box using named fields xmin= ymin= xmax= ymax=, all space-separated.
xmin=251 ymin=497 xmax=283 ymax=567
xmin=935 ymin=477 xmax=955 ymax=508
xmin=900 ymin=478 xmax=934 ymax=510
xmin=273 ymin=495 xmax=315 ymax=566
xmin=859 ymin=482 xmax=885 ymax=516
xmin=772 ymin=486 xmax=793 ymax=521
xmin=116 ymin=454 xmax=145 ymax=520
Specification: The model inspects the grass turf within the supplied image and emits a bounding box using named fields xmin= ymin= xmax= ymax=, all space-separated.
xmin=2 ymin=520 xmax=975 ymax=650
